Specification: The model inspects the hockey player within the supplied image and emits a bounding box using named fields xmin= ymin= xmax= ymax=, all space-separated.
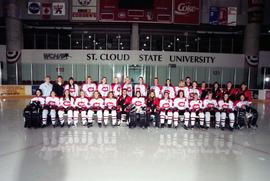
xmin=203 ymin=91 xmax=219 ymax=129
xmin=52 ymin=75 xmax=64 ymax=97
xmin=150 ymin=77 xmax=162 ymax=99
xmin=58 ymin=89 xmax=74 ymax=127
xmin=121 ymin=76 xmax=133 ymax=97
xmin=212 ymin=82 xmax=223 ymax=101
xmin=146 ymin=91 xmax=160 ymax=127
xmin=117 ymin=88 xmax=132 ymax=124
xmin=104 ymin=91 xmax=118 ymax=126
xmin=111 ymin=77 xmax=121 ymax=98
xmin=31 ymin=89 xmax=45 ymax=106
xmin=24 ymin=89 xmax=45 ymax=128
xmin=173 ymin=90 xmax=189 ymax=129
xmin=223 ymin=81 xmax=238 ymax=101
xmin=185 ymin=81 xmax=200 ymax=100
xmin=98 ymin=77 xmax=111 ymax=98
xmin=189 ymin=93 xmax=204 ymax=129
xmin=185 ymin=77 xmax=192 ymax=88
xmin=175 ymin=80 xmax=188 ymax=98
xmin=234 ymin=94 xmax=258 ymax=129
xmin=159 ymin=92 xmax=173 ymax=128
xmin=199 ymin=81 xmax=208 ymax=100
xmin=161 ymin=79 xmax=175 ymax=99
xmin=88 ymin=91 xmax=104 ymax=127
xmin=81 ymin=76 xmax=97 ymax=98
xmin=134 ymin=77 xmax=148 ymax=97
xmin=129 ymin=91 xmax=147 ymax=128
xmin=73 ymin=90 xmax=89 ymax=126
xmin=42 ymin=91 xmax=60 ymax=127
xmin=216 ymin=93 xmax=235 ymax=131
xmin=237 ymin=82 xmax=252 ymax=102
xmin=64 ymin=77 xmax=79 ymax=97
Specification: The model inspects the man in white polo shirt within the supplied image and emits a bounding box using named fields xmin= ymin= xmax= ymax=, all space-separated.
xmin=39 ymin=75 xmax=53 ymax=97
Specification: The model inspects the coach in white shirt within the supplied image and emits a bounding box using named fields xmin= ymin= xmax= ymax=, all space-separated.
xmin=39 ymin=75 xmax=53 ymax=97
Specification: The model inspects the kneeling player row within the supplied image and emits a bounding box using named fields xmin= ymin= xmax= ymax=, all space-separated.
xmin=24 ymin=88 xmax=258 ymax=130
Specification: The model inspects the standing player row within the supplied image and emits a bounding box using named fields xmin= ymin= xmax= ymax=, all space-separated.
xmin=39 ymin=75 xmax=252 ymax=102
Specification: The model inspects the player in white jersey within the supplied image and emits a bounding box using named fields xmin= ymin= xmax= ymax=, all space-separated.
xmin=81 ymin=76 xmax=97 ymax=98
xmin=88 ymin=91 xmax=104 ymax=127
xmin=111 ymin=77 xmax=121 ymax=98
xmin=121 ymin=76 xmax=133 ymax=97
xmin=150 ymin=77 xmax=162 ymax=99
xmin=203 ymin=91 xmax=219 ymax=129
xmin=42 ymin=91 xmax=60 ymax=127
xmin=175 ymin=80 xmax=189 ymax=98
xmin=189 ymin=93 xmax=204 ymax=129
xmin=98 ymin=77 xmax=111 ymax=98
xmin=234 ymin=94 xmax=258 ymax=129
xmin=73 ymin=90 xmax=89 ymax=126
xmin=31 ymin=89 xmax=45 ymax=106
xmin=173 ymin=90 xmax=190 ymax=128
xmin=64 ymin=77 xmax=79 ymax=97
xmin=58 ymin=89 xmax=74 ymax=127
xmin=129 ymin=91 xmax=147 ymax=128
xmin=134 ymin=77 xmax=148 ymax=97
xmin=185 ymin=81 xmax=200 ymax=100
xmin=104 ymin=91 xmax=118 ymax=126
xmin=217 ymin=93 xmax=235 ymax=131
xmin=159 ymin=92 xmax=173 ymax=128
xmin=161 ymin=79 xmax=176 ymax=99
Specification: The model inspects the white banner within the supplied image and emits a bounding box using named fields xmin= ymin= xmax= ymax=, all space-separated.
xmin=227 ymin=7 xmax=237 ymax=26
xmin=71 ymin=0 xmax=97 ymax=21
xmin=21 ymin=49 xmax=245 ymax=68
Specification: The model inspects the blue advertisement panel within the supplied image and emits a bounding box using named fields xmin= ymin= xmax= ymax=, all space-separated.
xmin=209 ymin=6 xmax=219 ymax=25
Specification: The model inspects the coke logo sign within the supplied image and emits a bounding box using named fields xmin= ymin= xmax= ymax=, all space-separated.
xmin=175 ymin=3 xmax=198 ymax=15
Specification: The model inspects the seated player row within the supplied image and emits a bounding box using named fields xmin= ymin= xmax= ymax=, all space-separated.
xmin=29 ymin=87 xmax=258 ymax=130
xmin=39 ymin=75 xmax=252 ymax=102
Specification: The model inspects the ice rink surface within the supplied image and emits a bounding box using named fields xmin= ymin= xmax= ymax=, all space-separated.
xmin=0 ymin=99 xmax=270 ymax=181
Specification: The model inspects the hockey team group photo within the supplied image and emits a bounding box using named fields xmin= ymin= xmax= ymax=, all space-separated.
xmin=24 ymin=75 xmax=258 ymax=131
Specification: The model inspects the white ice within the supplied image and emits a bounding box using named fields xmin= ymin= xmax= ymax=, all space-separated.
xmin=0 ymin=99 xmax=270 ymax=181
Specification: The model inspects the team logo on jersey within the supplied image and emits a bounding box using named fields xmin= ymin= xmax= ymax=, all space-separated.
xmin=165 ymin=90 xmax=170 ymax=93
xmin=102 ymin=87 xmax=109 ymax=92
xmin=87 ymin=87 xmax=94 ymax=92
xmin=78 ymin=102 xmax=85 ymax=107
xmin=106 ymin=102 xmax=114 ymax=108
xmin=127 ymin=87 xmax=132 ymax=92
xmin=136 ymin=88 xmax=140 ymax=91
xmin=134 ymin=101 xmax=142 ymax=107
xmin=48 ymin=101 xmax=56 ymax=106
xmin=63 ymin=101 xmax=71 ymax=107
xmin=69 ymin=88 xmax=75 ymax=92
xmin=93 ymin=102 xmax=100 ymax=107
xmin=207 ymin=103 xmax=214 ymax=108
xmin=178 ymin=102 xmax=185 ymax=107
xmin=193 ymin=104 xmax=200 ymax=109
xmin=222 ymin=104 xmax=229 ymax=109
xmin=116 ymin=86 xmax=121 ymax=92
xmin=163 ymin=103 xmax=170 ymax=108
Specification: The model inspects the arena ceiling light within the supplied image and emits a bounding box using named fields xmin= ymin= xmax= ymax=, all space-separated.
xmin=265 ymin=77 xmax=270 ymax=82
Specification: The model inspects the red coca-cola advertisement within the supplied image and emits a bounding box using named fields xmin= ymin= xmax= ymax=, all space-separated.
xmin=173 ymin=0 xmax=200 ymax=24
xmin=99 ymin=0 xmax=172 ymax=23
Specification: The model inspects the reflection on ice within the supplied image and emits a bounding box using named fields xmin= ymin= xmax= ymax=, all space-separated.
xmin=35 ymin=128 xmax=242 ymax=161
